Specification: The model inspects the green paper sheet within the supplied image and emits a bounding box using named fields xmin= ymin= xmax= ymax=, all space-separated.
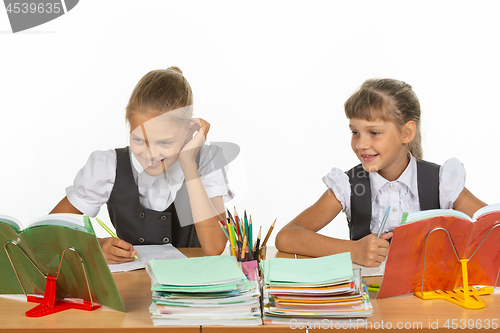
xmin=264 ymin=252 xmax=353 ymax=285
xmin=150 ymin=256 xmax=246 ymax=286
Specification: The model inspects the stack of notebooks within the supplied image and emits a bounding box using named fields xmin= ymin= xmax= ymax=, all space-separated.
xmin=147 ymin=256 xmax=262 ymax=326
xmin=261 ymin=252 xmax=373 ymax=324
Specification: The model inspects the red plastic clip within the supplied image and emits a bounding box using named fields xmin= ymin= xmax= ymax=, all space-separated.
xmin=25 ymin=276 xmax=101 ymax=317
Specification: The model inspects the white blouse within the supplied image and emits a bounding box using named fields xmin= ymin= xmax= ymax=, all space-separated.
xmin=66 ymin=145 xmax=234 ymax=217
xmin=322 ymin=155 xmax=466 ymax=234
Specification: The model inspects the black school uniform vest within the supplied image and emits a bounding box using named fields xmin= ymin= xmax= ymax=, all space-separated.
xmin=106 ymin=147 xmax=201 ymax=247
xmin=346 ymin=160 xmax=440 ymax=240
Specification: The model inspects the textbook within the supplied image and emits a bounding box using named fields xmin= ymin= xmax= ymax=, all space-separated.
xmin=0 ymin=214 xmax=125 ymax=312
xmin=378 ymin=204 xmax=500 ymax=299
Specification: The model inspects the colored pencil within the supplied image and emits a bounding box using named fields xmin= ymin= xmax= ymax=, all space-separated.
xmin=234 ymin=207 xmax=244 ymax=242
xmin=243 ymin=210 xmax=249 ymax=249
xmin=261 ymin=218 xmax=276 ymax=247
xmin=241 ymin=235 xmax=247 ymax=260
xmin=227 ymin=208 xmax=240 ymax=241
xmin=218 ymin=221 xmax=230 ymax=242
xmin=248 ymin=213 xmax=253 ymax=254
xmin=227 ymin=218 xmax=236 ymax=256
xmin=253 ymin=226 xmax=262 ymax=260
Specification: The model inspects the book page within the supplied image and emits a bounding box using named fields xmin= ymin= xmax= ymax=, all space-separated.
xmin=26 ymin=214 xmax=88 ymax=232
xmin=463 ymin=211 xmax=500 ymax=287
xmin=109 ymin=244 xmax=187 ymax=273
xmin=0 ymin=215 xmax=23 ymax=230
xmin=472 ymin=203 xmax=500 ymax=221
xmin=401 ymin=209 xmax=471 ymax=225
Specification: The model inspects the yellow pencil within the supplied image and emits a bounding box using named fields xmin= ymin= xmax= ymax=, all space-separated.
xmin=96 ymin=218 xmax=138 ymax=260
xmin=241 ymin=235 xmax=247 ymax=261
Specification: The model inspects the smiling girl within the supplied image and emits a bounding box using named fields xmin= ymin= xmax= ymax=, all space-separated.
xmin=275 ymin=78 xmax=486 ymax=267
xmin=50 ymin=67 xmax=232 ymax=263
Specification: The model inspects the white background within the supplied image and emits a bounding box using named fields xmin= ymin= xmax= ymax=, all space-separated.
xmin=1 ymin=1 xmax=499 ymax=245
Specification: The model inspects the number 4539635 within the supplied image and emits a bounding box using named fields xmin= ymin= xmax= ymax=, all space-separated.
xmin=444 ymin=319 xmax=498 ymax=329
xmin=6 ymin=3 xmax=62 ymax=14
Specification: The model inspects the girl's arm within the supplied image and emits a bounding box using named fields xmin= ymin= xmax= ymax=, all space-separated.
xmin=182 ymin=169 xmax=228 ymax=255
xmin=50 ymin=196 xmax=84 ymax=214
xmin=178 ymin=119 xmax=228 ymax=256
xmin=452 ymin=187 xmax=487 ymax=218
xmin=50 ymin=196 xmax=137 ymax=264
xmin=275 ymin=189 xmax=392 ymax=267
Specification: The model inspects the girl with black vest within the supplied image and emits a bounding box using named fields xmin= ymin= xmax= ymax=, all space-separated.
xmin=51 ymin=67 xmax=233 ymax=264
xmin=276 ymin=79 xmax=486 ymax=267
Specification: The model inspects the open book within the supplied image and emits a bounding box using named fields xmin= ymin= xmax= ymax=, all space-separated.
xmin=378 ymin=204 xmax=500 ymax=298
xmin=0 ymin=214 xmax=125 ymax=312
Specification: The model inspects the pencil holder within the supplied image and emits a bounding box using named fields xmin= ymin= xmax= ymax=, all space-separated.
xmin=257 ymin=245 xmax=267 ymax=262
xmin=229 ymin=245 xmax=266 ymax=263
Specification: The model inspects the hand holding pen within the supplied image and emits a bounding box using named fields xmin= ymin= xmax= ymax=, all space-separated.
xmin=352 ymin=207 xmax=393 ymax=267
xmin=377 ymin=206 xmax=391 ymax=238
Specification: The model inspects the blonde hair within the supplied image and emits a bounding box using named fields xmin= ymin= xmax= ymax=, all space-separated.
xmin=344 ymin=78 xmax=423 ymax=159
xmin=125 ymin=66 xmax=193 ymax=126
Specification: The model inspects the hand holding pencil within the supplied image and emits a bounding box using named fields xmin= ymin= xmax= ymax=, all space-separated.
xmin=96 ymin=218 xmax=138 ymax=264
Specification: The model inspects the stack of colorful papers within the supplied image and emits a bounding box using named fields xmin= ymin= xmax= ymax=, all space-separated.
xmin=261 ymin=252 xmax=373 ymax=324
xmin=147 ymin=256 xmax=262 ymax=326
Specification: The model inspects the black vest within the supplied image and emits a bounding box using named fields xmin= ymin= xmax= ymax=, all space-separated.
xmin=106 ymin=147 xmax=201 ymax=247
xmin=346 ymin=160 xmax=440 ymax=240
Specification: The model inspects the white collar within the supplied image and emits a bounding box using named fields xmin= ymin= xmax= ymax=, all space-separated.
xmin=129 ymin=147 xmax=185 ymax=186
xmin=370 ymin=154 xmax=418 ymax=197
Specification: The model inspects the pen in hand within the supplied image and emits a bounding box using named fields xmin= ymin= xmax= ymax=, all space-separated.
xmin=377 ymin=206 xmax=391 ymax=238
xmin=96 ymin=218 xmax=139 ymax=260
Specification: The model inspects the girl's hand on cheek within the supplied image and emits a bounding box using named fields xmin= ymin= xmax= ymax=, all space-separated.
xmin=178 ymin=118 xmax=210 ymax=167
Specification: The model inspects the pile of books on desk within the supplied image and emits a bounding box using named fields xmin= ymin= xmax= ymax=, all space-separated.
xmin=147 ymin=256 xmax=262 ymax=326
xmin=261 ymin=252 xmax=373 ymax=325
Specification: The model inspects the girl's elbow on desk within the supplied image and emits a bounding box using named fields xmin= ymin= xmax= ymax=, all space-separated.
xmin=275 ymin=227 xmax=297 ymax=253
xmin=203 ymin=243 xmax=226 ymax=256
xmin=201 ymin=236 xmax=227 ymax=256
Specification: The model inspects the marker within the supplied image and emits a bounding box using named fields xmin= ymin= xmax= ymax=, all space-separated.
xmin=377 ymin=206 xmax=391 ymax=238
xmin=96 ymin=218 xmax=138 ymax=260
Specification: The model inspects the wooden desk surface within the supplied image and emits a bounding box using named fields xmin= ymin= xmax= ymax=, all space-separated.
xmin=1 ymin=248 xmax=499 ymax=332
